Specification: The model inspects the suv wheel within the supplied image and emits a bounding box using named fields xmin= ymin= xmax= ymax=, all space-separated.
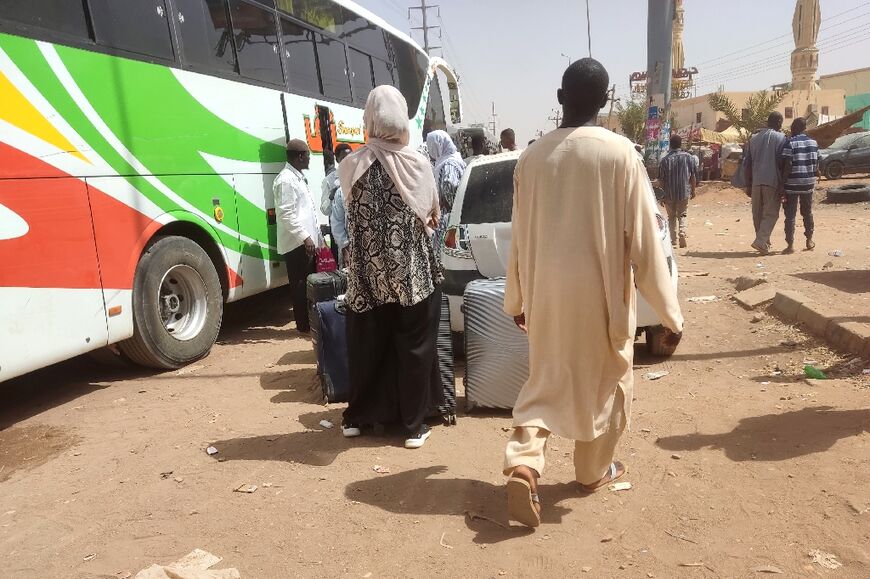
xmin=825 ymin=161 xmax=845 ymax=180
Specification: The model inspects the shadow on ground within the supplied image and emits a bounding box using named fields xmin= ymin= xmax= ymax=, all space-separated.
xmin=792 ymin=270 xmax=870 ymax=296
xmin=0 ymin=356 xmax=148 ymax=429
xmin=684 ymin=250 xmax=760 ymax=260
xmin=656 ymin=406 xmax=870 ymax=461
xmin=217 ymin=287 xmax=300 ymax=345
xmin=345 ymin=465 xmax=582 ymax=544
xmin=208 ymin=410 xmax=408 ymax=467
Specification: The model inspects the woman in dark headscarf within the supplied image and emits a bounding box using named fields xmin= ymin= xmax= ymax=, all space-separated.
xmin=337 ymin=86 xmax=444 ymax=449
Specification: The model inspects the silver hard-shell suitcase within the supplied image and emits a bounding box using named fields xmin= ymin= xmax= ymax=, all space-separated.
xmin=463 ymin=278 xmax=529 ymax=410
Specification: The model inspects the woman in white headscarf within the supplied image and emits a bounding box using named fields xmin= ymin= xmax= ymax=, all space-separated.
xmin=337 ymin=85 xmax=444 ymax=449
xmin=426 ymin=130 xmax=467 ymax=253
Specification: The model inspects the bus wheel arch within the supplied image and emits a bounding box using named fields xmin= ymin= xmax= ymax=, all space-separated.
xmin=119 ymin=221 xmax=228 ymax=369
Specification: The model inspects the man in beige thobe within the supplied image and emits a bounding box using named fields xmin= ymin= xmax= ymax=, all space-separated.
xmin=503 ymin=59 xmax=684 ymax=528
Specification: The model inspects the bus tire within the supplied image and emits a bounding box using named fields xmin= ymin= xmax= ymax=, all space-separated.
xmin=120 ymin=236 xmax=223 ymax=369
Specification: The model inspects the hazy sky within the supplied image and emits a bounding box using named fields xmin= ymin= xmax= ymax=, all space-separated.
xmin=354 ymin=0 xmax=870 ymax=143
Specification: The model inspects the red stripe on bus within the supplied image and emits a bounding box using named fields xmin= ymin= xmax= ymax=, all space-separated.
xmin=0 ymin=142 xmax=153 ymax=290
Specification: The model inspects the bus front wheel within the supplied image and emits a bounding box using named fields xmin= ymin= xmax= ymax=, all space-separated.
xmin=120 ymin=236 xmax=223 ymax=369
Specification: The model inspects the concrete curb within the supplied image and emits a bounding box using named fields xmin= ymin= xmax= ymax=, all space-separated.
xmin=772 ymin=291 xmax=870 ymax=360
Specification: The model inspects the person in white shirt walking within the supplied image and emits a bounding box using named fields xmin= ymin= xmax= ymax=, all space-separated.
xmin=273 ymin=139 xmax=321 ymax=333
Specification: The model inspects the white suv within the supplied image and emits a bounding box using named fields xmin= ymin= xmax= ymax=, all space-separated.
xmin=440 ymin=151 xmax=681 ymax=356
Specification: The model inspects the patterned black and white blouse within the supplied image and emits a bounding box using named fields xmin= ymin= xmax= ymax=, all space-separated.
xmin=345 ymin=160 xmax=442 ymax=314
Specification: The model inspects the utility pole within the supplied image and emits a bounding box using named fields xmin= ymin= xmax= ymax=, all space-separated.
xmin=645 ymin=0 xmax=675 ymax=173
xmin=548 ymin=109 xmax=563 ymax=128
xmin=409 ymin=0 xmax=441 ymax=54
xmin=489 ymin=102 xmax=498 ymax=136
xmin=606 ymin=84 xmax=618 ymax=130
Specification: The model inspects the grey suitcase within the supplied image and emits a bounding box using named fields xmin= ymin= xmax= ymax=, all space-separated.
xmin=463 ymin=278 xmax=529 ymax=411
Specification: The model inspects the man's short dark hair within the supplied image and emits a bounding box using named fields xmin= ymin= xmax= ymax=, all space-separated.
xmin=335 ymin=143 xmax=353 ymax=157
xmin=561 ymin=58 xmax=610 ymax=117
xmin=768 ymin=111 xmax=784 ymax=129
xmin=791 ymin=117 xmax=807 ymax=135
xmin=670 ymin=135 xmax=682 ymax=150
xmin=500 ymin=128 xmax=515 ymax=140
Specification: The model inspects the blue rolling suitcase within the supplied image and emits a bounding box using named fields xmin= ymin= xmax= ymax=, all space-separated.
xmin=313 ymin=300 xmax=350 ymax=403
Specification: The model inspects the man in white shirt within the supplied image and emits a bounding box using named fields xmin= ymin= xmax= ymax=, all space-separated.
xmin=320 ymin=143 xmax=353 ymax=263
xmin=273 ymin=139 xmax=320 ymax=333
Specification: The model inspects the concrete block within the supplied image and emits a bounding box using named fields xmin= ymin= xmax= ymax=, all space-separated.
xmin=838 ymin=322 xmax=870 ymax=356
xmin=734 ymin=286 xmax=777 ymax=310
xmin=735 ymin=276 xmax=768 ymax=292
xmin=773 ymin=290 xmax=811 ymax=321
xmin=795 ymin=304 xmax=835 ymax=337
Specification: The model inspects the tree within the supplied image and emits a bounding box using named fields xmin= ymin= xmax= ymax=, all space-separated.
xmin=707 ymin=90 xmax=788 ymax=142
xmin=615 ymin=99 xmax=646 ymax=144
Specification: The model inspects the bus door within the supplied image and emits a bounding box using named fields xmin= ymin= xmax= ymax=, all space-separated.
xmin=318 ymin=105 xmax=336 ymax=175
xmin=0 ymin=175 xmax=109 ymax=381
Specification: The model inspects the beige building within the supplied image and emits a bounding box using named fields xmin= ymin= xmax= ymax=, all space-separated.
xmin=820 ymin=66 xmax=870 ymax=94
xmin=819 ymin=67 xmax=870 ymax=129
xmin=671 ymin=88 xmax=846 ymax=134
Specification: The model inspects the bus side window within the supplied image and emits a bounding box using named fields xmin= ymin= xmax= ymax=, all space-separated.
xmin=279 ymin=17 xmax=320 ymax=96
xmin=386 ymin=34 xmax=426 ymax=119
xmin=315 ymin=33 xmax=351 ymax=102
xmin=227 ymin=0 xmax=284 ymax=86
xmin=372 ymin=57 xmax=394 ymax=88
xmin=341 ymin=14 xmax=388 ymax=61
xmin=174 ymin=0 xmax=238 ymax=76
xmin=1 ymin=0 xmax=91 ymax=41
xmin=349 ymin=48 xmax=374 ymax=106
xmin=89 ymin=0 xmax=174 ymax=60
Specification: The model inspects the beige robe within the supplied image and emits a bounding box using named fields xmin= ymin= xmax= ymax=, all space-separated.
xmin=504 ymin=127 xmax=684 ymax=442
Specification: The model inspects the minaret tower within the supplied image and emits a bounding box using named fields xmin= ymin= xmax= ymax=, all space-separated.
xmin=791 ymin=0 xmax=821 ymax=91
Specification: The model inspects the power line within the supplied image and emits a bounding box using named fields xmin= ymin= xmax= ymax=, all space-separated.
xmin=436 ymin=13 xmax=487 ymax=124
xmin=699 ymin=13 xmax=870 ymax=76
xmin=694 ymin=1 xmax=870 ymax=68
xmin=408 ymin=0 xmax=441 ymax=54
xmin=695 ymin=33 xmax=870 ymax=91
xmin=698 ymin=23 xmax=870 ymax=84
xmin=697 ymin=28 xmax=870 ymax=88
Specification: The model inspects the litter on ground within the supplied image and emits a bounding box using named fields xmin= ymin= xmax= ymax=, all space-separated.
xmin=688 ymin=296 xmax=718 ymax=303
xmin=808 ymin=549 xmax=842 ymax=570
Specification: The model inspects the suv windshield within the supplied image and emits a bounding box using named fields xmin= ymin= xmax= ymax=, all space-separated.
xmin=461 ymin=159 xmax=517 ymax=224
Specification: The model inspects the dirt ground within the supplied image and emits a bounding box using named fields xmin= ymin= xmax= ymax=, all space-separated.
xmin=1 ymin=179 xmax=869 ymax=579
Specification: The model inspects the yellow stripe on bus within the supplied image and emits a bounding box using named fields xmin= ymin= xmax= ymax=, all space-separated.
xmin=0 ymin=69 xmax=88 ymax=163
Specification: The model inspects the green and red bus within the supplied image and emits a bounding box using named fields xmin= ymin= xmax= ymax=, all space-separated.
xmin=0 ymin=0 xmax=461 ymax=381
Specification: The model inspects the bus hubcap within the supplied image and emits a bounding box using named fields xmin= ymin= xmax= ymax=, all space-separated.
xmin=159 ymin=265 xmax=207 ymax=341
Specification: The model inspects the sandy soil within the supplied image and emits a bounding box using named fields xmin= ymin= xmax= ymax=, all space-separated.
xmin=1 ymin=181 xmax=869 ymax=579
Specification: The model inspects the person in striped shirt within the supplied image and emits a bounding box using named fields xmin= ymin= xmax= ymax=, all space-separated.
xmin=780 ymin=118 xmax=818 ymax=254
xmin=657 ymin=135 xmax=697 ymax=248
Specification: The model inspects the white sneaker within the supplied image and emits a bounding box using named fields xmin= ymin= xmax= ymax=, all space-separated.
xmin=342 ymin=424 xmax=361 ymax=438
xmin=404 ymin=425 xmax=431 ymax=449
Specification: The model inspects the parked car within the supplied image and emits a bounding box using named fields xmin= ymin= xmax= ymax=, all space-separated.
xmin=819 ymin=131 xmax=870 ymax=179
xmin=440 ymin=151 xmax=682 ymax=356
